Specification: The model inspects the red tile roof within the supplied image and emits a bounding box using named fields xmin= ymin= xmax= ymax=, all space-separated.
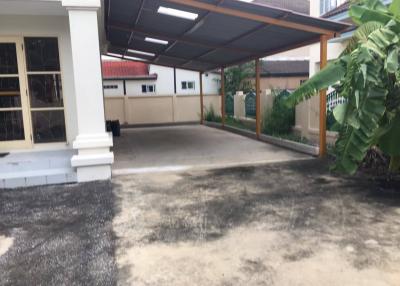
xmin=102 ymin=60 xmax=156 ymax=80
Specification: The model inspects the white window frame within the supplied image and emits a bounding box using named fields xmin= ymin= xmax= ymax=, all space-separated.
xmin=103 ymin=85 xmax=118 ymax=89
xmin=25 ymin=37 xmax=67 ymax=145
xmin=181 ymin=81 xmax=195 ymax=90
xmin=141 ymin=84 xmax=156 ymax=94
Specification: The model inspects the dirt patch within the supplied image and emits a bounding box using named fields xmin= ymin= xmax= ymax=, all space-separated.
xmin=0 ymin=236 xmax=13 ymax=257
xmin=113 ymin=159 xmax=400 ymax=286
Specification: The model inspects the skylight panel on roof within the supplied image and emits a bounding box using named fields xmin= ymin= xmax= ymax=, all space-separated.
xmin=145 ymin=37 xmax=169 ymax=45
xmin=157 ymin=6 xmax=199 ymax=21
xmin=127 ymin=49 xmax=155 ymax=57
xmin=124 ymin=55 xmax=149 ymax=62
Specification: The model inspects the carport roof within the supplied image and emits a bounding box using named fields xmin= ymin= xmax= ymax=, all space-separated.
xmin=104 ymin=0 xmax=350 ymax=72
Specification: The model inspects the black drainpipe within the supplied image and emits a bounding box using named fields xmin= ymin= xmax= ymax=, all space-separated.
xmin=173 ymin=67 xmax=177 ymax=94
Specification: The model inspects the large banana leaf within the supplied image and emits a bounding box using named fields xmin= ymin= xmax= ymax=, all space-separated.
xmin=378 ymin=114 xmax=400 ymax=156
xmin=334 ymin=87 xmax=387 ymax=174
xmin=285 ymin=57 xmax=349 ymax=107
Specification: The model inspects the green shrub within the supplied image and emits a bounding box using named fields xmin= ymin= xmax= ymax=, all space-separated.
xmin=262 ymin=90 xmax=295 ymax=135
xmin=204 ymin=105 xmax=222 ymax=123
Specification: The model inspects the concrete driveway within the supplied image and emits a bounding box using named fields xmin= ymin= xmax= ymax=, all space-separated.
xmin=1 ymin=160 xmax=400 ymax=285
xmin=113 ymin=160 xmax=400 ymax=286
xmin=112 ymin=125 xmax=309 ymax=174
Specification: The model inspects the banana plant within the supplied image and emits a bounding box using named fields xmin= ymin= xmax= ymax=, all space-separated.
xmin=287 ymin=0 xmax=400 ymax=174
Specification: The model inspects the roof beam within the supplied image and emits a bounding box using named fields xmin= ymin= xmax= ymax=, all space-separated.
xmin=163 ymin=0 xmax=338 ymax=36
xmin=109 ymin=44 xmax=221 ymax=67
xmin=124 ymin=0 xmax=146 ymax=57
xmin=223 ymin=35 xmax=324 ymax=69
xmin=108 ymin=23 xmax=255 ymax=55
xmin=105 ymin=53 xmax=206 ymax=72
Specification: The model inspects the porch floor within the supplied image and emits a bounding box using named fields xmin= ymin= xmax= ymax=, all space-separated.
xmin=112 ymin=125 xmax=310 ymax=175
xmin=0 ymin=150 xmax=77 ymax=188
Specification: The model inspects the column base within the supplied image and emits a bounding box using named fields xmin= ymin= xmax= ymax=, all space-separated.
xmin=76 ymin=165 xmax=112 ymax=182
xmin=71 ymin=133 xmax=114 ymax=182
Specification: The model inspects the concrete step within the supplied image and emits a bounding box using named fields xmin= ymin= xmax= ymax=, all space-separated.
xmin=0 ymin=150 xmax=77 ymax=189
xmin=0 ymin=154 xmax=72 ymax=173
xmin=0 ymin=168 xmax=77 ymax=189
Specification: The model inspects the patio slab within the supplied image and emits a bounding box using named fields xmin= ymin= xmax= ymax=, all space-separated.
xmin=112 ymin=125 xmax=310 ymax=174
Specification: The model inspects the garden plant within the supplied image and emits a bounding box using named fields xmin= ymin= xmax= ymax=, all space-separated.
xmin=287 ymin=0 xmax=400 ymax=174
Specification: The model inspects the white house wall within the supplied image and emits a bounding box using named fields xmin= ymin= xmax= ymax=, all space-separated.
xmin=104 ymin=65 xmax=220 ymax=96
xmin=294 ymin=0 xmax=349 ymax=142
xmin=103 ymin=80 xmax=124 ymax=97
xmin=202 ymin=72 xmax=220 ymax=95
xmin=0 ymin=15 xmax=78 ymax=147
xmin=125 ymin=79 xmax=158 ymax=95
xmin=149 ymin=65 xmax=175 ymax=95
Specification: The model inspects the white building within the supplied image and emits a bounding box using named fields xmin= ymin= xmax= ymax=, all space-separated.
xmin=102 ymin=61 xmax=220 ymax=97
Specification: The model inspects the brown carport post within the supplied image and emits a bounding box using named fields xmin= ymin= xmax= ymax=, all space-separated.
xmin=319 ymin=35 xmax=328 ymax=157
xmin=200 ymin=71 xmax=204 ymax=124
xmin=255 ymin=58 xmax=261 ymax=139
xmin=221 ymin=68 xmax=225 ymax=126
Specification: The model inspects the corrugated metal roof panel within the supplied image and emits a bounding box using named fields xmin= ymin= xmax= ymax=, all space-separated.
xmin=105 ymin=0 xmax=350 ymax=72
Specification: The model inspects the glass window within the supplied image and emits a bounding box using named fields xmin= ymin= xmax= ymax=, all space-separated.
xmin=0 ymin=77 xmax=21 ymax=108
xmin=142 ymin=84 xmax=155 ymax=93
xmin=181 ymin=81 xmax=187 ymax=90
xmin=0 ymin=43 xmax=18 ymax=74
xmin=188 ymin=81 xmax=195 ymax=89
xmin=25 ymin=37 xmax=66 ymax=144
xmin=28 ymin=74 xmax=63 ymax=108
xmin=25 ymin=38 xmax=60 ymax=72
xmin=0 ymin=111 xmax=25 ymax=141
xmin=31 ymin=110 xmax=66 ymax=143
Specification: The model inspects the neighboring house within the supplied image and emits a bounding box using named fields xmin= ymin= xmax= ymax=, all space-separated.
xmin=253 ymin=0 xmax=310 ymax=15
xmin=102 ymin=60 xmax=221 ymax=126
xmin=295 ymin=0 xmax=354 ymax=142
xmin=102 ymin=61 xmax=220 ymax=96
xmin=295 ymin=0 xmax=391 ymax=143
xmin=250 ymin=0 xmax=311 ymax=90
xmin=256 ymin=60 xmax=309 ymax=91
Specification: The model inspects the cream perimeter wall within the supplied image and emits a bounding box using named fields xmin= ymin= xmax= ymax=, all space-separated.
xmin=103 ymin=64 xmax=221 ymax=125
xmin=0 ymin=15 xmax=78 ymax=147
xmin=105 ymin=95 xmax=221 ymax=125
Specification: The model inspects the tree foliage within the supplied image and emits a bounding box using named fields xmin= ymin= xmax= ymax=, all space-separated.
xmin=287 ymin=0 xmax=400 ymax=174
xmin=223 ymin=62 xmax=255 ymax=96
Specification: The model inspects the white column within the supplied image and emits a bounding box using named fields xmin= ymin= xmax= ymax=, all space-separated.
xmin=63 ymin=0 xmax=114 ymax=182
xmin=234 ymin=91 xmax=246 ymax=119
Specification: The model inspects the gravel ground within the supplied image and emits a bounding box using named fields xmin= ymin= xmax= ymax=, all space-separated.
xmin=0 ymin=181 xmax=117 ymax=286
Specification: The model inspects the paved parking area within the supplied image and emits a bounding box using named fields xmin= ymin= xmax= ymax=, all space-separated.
xmin=112 ymin=125 xmax=310 ymax=174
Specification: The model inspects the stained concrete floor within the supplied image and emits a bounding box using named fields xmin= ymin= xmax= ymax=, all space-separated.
xmin=1 ymin=160 xmax=400 ymax=285
xmin=112 ymin=125 xmax=309 ymax=173
xmin=113 ymin=160 xmax=400 ymax=286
